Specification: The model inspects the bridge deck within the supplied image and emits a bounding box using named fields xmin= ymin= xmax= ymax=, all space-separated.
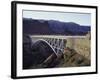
xmin=31 ymin=35 xmax=87 ymax=39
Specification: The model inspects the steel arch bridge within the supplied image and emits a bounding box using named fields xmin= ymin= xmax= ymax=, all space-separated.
xmin=31 ymin=35 xmax=86 ymax=57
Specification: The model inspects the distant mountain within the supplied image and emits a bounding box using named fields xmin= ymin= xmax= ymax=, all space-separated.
xmin=23 ymin=18 xmax=90 ymax=36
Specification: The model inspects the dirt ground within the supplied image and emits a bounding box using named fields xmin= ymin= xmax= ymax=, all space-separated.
xmin=56 ymin=47 xmax=90 ymax=67
xmin=66 ymin=36 xmax=91 ymax=60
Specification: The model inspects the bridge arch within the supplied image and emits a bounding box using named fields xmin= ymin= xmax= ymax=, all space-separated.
xmin=33 ymin=39 xmax=57 ymax=56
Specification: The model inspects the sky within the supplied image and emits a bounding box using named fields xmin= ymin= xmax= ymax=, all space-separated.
xmin=23 ymin=10 xmax=91 ymax=26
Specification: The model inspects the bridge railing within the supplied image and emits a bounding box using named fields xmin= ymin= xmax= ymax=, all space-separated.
xmin=31 ymin=35 xmax=87 ymax=39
